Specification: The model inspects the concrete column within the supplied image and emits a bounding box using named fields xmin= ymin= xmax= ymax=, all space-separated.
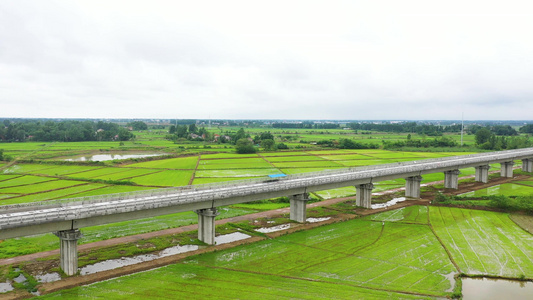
xmin=500 ymin=161 xmax=515 ymax=178
xmin=522 ymin=159 xmax=533 ymax=173
xmin=290 ymin=193 xmax=309 ymax=223
xmin=444 ymin=169 xmax=461 ymax=189
xmin=475 ymin=165 xmax=490 ymax=183
xmin=54 ymin=229 xmax=82 ymax=276
xmin=405 ymin=175 xmax=423 ymax=198
xmin=356 ymin=183 xmax=374 ymax=208
xmin=196 ymin=208 xmax=219 ymax=245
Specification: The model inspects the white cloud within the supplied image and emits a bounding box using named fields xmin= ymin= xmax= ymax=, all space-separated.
xmin=1 ymin=0 xmax=533 ymax=120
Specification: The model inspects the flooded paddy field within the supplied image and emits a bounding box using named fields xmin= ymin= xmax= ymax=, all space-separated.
xmin=30 ymin=204 xmax=533 ymax=299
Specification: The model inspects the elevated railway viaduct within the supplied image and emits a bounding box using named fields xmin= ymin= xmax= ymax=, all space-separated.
xmin=2 ymin=148 xmax=533 ymax=275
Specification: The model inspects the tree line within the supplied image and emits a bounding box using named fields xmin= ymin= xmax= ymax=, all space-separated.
xmin=272 ymin=122 xmax=340 ymax=129
xmin=348 ymin=122 xmax=462 ymax=136
xmin=0 ymin=120 xmax=137 ymax=142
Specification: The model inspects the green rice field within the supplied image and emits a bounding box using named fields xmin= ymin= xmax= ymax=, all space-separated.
xmin=0 ymin=148 xmax=496 ymax=208
xmin=460 ymin=183 xmax=533 ymax=197
xmin=430 ymin=207 xmax=533 ymax=277
xmin=39 ymin=205 xmax=533 ymax=299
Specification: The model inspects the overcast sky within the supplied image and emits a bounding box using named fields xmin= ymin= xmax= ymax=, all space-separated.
xmin=1 ymin=1 xmax=532 ymax=120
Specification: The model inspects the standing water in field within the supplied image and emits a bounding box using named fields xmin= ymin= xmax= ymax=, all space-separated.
xmin=371 ymin=197 xmax=407 ymax=209
xmin=65 ymin=153 xmax=166 ymax=161
xmin=0 ymin=281 xmax=14 ymax=293
xmin=462 ymin=277 xmax=533 ymax=299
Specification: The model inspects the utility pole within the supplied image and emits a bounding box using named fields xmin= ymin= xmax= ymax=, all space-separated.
xmin=460 ymin=112 xmax=464 ymax=147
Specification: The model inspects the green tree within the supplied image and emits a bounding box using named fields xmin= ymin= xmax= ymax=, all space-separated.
xmin=261 ymin=139 xmax=276 ymax=150
xmin=169 ymin=125 xmax=176 ymax=134
xmin=233 ymin=128 xmax=247 ymax=143
xmin=235 ymin=138 xmax=257 ymax=154
xmin=127 ymin=121 xmax=148 ymax=131
xmin=260 ymin=132 xmax=274 ymax=141
xmin=118 ymin=128 xmax=135 ymax=141
xmin=520 ymin=124 xmax=533 ymax=134
xmin=277 ymin=143 xmax=289 ymax=149
xmin=475 ymin=128 xmax=492 ymax=145
xmin=188 ymin=123 xmax=198 ymax=134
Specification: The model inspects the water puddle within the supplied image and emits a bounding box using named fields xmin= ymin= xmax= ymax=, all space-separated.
xmin=34 ymin=233 xmax=250 ymax=280
xmin=214 ymin=232 xmax=251 ymax=245
xmin=35 ymin=272 xmax=61 ymax=283
xmin=444 ymin=272 xmax=456 ymax=292
xmin=80 ymin=244 xmax=200 ymax=275
xmin=80 ymin=254 xmax=158 ymax=275
xmin=0 ymin=281 xmax=14 ymax=293
xmin=159 ymin=244 xmax=199 ymax=257
xmin=371 ymin=197 xmax=407 ymax=209
xmin=307 ymin=217 xmax=331 ymax=223
xmin=13 ymin=274 xmax=26 ymax=283
xmin=255 ymin=224 xmax=293 ymax=233
xmin=462 ymin=277 xmax=533 ymax=299
xmin=65 ymin=153 xmax=166 ymax=162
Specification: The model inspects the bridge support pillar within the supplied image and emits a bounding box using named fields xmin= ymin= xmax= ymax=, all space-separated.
xmin=444 ymin=170 xmax=461 ymax=189
xmin=196 ymin=208 xmax=219 ymax=245
xmin=475 ymin=165 xmax=490 ymax=183
xmin=54 ymin=229 xmax=82 ymax=276
xmin=405 ymin=175 xmax=423 ymax=198
xmin=290 ymin=193 xmax=309 ymax=223
xmin=500 ymin=161 xmax=515 ymax=178
xmin=356 ymin=183 xmax=374 ymax=208
xmin=522 ymin=159 xmax=533 ymax=172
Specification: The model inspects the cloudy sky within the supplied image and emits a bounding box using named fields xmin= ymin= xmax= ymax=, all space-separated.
xmin=1 ymin=0 xmax=532 ymax=120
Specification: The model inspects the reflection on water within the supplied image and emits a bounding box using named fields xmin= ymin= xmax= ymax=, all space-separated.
xmin=65 ymin=153 xmax=165 ymax=162
xmin=214 ymin=232 xmax=251 ymax=244
xmin=255 ymin=224 xmax=292 ymax=233
xmin=35 ymin=272 xmax=61 ymax=283
xmin=0 ymin=281 xmax=14 ymax=293
xmin=307 ymin=217 xmax=331 ymax=223
xmin=462 ymin=277 xmax=533 ymax=300
xmin=371 ymin=197 xmax=407 ymax=209
xmin=80 ymin=244 xmax=200 ymax=275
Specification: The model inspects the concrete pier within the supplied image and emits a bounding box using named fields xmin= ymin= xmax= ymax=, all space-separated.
xmin=290 ymin=193 xmax=309 ymax=223
xmin=405 ymin=175 xmax=423 ymax=198
xmin=475 ymin=165 xmax=490 ymax=183
xmin=196 ymin=208 xmax=219 ymax=245
xmin=54 ymin=229 xmax=82 ymax=276
xmin=522 ymin=159 xmax=533 ymax=172
xmin=444 ymin=169 xmax=461 ymax=189
xmin=500 ymin=161 xmax=515 ymax=178
xmin=356 ymin=183 xmax=374 ymax=208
